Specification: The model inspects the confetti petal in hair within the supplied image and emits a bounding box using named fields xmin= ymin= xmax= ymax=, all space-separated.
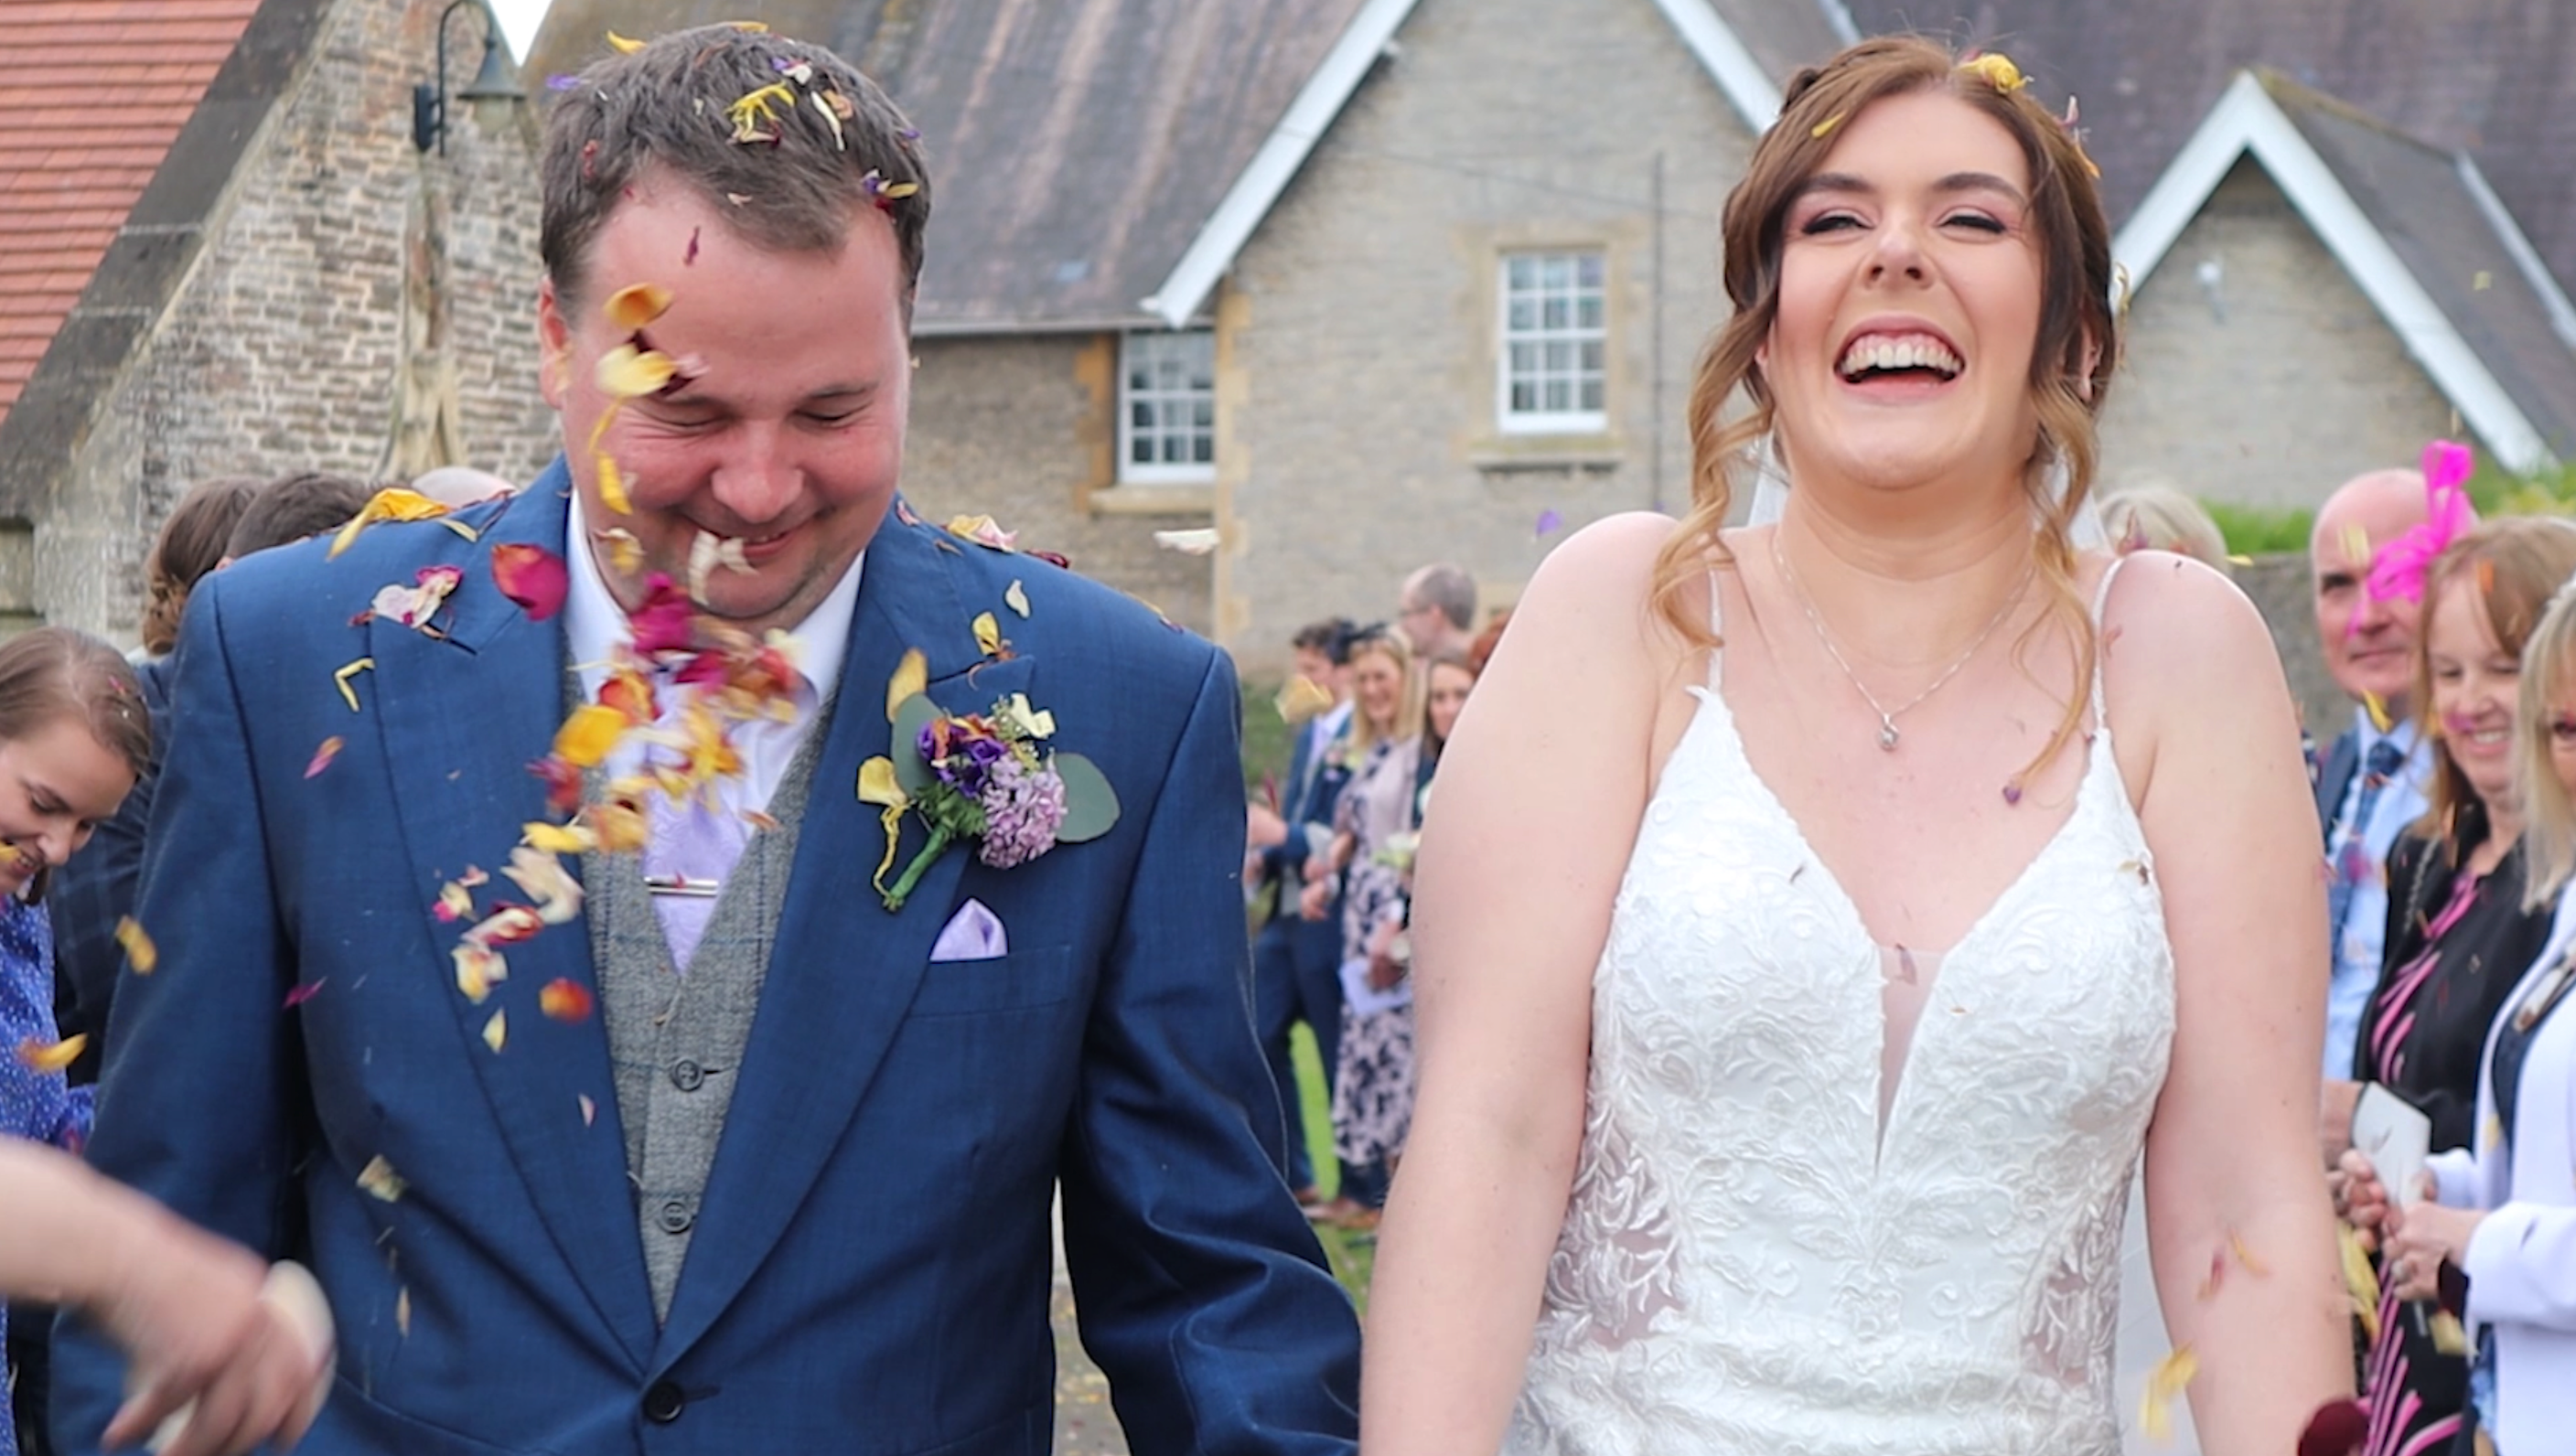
xmin=541 ymin=979 xmax=596 ymax=1023
xmin=306 ymin=736 xmax=345 ymax=778
xmin=328 ymin=488 xmax=451 ymax=559
xmin=886 ymin=649 xmax=928 ymax=721
xmin=606 ymin=29 xmax=644 ymax=53
xmin=482 ymin=1008 xmax=507 ymax=1053
xmin=16 ymin=1034 xmax=84 ymax=1073
xmin=811 ymin=91 xmax=845 ymax=150
xmin=1959 ymin=52 xmax=2027 ymax=92
xmin=334 ymin=658 xmax=376 ymax=712
xmin=1809 ymin=112 xmax=1845 ymax=140
xmin=357 ymin=1154 xmax=407 ymax=1202
xmin=114 ymin=915 xmax=157 ymax=974
xmin=1154 ymin=528 xmax=1221 ymax=555
xmin=2137 ymin=1346 xmax=2196 ymax=1443
xmin=726 ymin=82 xmax=796 ymax=144
xmin=491 ymin=543 xmax=570 ymax=621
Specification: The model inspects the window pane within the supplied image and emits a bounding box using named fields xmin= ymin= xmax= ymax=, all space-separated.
xmin=1578 ymin=253 xmax=1605 ymax=289
xmin=1510 ymin=342 xmax=1537 ymax=374
xmin=1508 ymin=255 xmax=1536 ymax=291
xmin=1546 ymin=341 xmax=1573 ymax=373
xmin=1577 ymin=295 xmax=1603 ymax=330
xmin=1541 ymin=255 xmax=1571 ymax=290
xmin=1131 ymin=402 xmax=1155 ymax=430
xmin=1193 ymin=401 xmax=1214 ymax=428
xmin=1193 ymin=435 xmax=1214 ymax=464
xmin=1511 ymin=380 xmax=1536 ymax=412
xmin=1580 ymin=379 xmax=1604 ymax=412
xmin=1580 ymin=340 xmax=1603 ymax=372
xmin=1544 ymin=379 xmax=1571 ymax=412
xmin=1508 ymin=299 xmax=1536 ymax=332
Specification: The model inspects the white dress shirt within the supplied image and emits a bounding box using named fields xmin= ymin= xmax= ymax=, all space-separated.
xmin=562 ymin=492 xmax=864 ymax=814
xmin=2323 ymin=709 xmax=2431 ymax=1079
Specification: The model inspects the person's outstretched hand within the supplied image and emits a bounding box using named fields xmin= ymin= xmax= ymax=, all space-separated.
xmin=95 ymin=1228 xmax=333 ymax=1456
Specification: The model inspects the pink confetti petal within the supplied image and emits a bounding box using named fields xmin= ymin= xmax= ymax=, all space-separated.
xmin=491 ymin=543 xmax=570 ymax=621
xmin=283 ymin=980 xmax=326 ymax=1009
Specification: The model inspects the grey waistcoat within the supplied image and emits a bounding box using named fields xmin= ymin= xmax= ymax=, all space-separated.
xmin=580 ymin=700 xmax=834 ymax=1322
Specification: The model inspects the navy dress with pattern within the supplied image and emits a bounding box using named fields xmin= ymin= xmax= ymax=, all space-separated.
xmin=0 ymin=894 xmax=93 ymax=1456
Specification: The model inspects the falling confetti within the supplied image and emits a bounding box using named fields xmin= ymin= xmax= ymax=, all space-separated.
xmin=334 ymin=658 xmax=375 ymax=713
xmin=1154 ymin=529 xmax=1220 ymax=555
xmin=540 ymin=979 xmax=596 ymax=1023
xmin=113 ymin=915 xmax=156 ymax=974
xmin=579 ymin=1094 xmax=597 ymax=1127
xmin=1004 ymin=580 xmax=1030 ymax=617
xmin=16 ymin=1034 xmax=84 ymax=1073
xmin=283 ymin=980 xmax=326 ymax=1010
xmin=357 ymin=1155 xmax=406 ymax=1203
xmin=1535 ymin=509 xmax=1564 ymax=537
xmin=491 ymin=544 xmax=569 ymax=621
xmin=395 ymin=1286 xmax=412 ymax=1337
xmin=482 ymin=1009 xmax=507 ymax=1054
xmin=2138 ymin=1345 xmax=2196 ymax=1443
xmin=306 ymin=736 xmax=345 ymax=779
xmin=1810 ymin=112 xmax=1845 ymax=140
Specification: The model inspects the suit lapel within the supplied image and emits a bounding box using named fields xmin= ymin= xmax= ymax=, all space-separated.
xmin=657 ymin=509 xmax=1034 ymax=1356
xmin=370 ymin=466 xmax=659 ymax=1366
xmin=2317 ymin=727 xmax=2361 ymax=845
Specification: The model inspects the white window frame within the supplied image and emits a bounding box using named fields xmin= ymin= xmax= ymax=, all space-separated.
xmin=1496 ymin=250 xmax=1608 ymax=434
xmin=1118 ymin=328 xmax=1218 ymax=484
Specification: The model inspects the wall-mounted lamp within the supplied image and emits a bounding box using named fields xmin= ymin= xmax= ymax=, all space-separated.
xmin=413 ymin=0 xmax=524 ymax=155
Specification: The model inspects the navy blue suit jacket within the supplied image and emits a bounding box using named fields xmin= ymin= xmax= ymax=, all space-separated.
xmin=58 ymin=467 xmax=1358 ymax=1454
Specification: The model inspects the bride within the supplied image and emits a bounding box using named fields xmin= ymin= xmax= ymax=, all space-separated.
xmin=1363 ymin=36 xmax=2348 ymax=1455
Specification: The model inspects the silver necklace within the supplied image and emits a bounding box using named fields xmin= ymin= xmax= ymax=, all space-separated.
xmin=1767 ymin=533 xmax=2034 ymax=752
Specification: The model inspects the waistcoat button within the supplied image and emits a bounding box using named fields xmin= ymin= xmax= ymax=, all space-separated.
xmin=671 ymin=1058 xmax=705 ymax=1092
xmin=656 ymin=1197 xmax=694 ymax=1235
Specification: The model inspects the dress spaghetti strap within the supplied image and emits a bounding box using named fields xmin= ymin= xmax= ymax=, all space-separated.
xmin=2086 ymin=555 xmax=2131 ymax=735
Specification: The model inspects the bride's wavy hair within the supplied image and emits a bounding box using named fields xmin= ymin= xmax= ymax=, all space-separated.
xmin=1648 ymin=36 xmax=2121 ymax=778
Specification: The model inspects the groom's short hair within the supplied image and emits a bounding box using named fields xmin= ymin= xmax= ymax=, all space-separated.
xmin=539 ymin=26 xmax=931 ymax=318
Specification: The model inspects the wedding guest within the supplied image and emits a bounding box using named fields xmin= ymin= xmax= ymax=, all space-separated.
xmin=2098 ymin=481 xmax=2230 ymax=574
xmin=2346 ymin=574 xmax=2576 ymax=1456
xmin=2316 ymin=468 xmax=2445 ymax=1158
xmin=1300 ymin=628 xmax=1424 ymax=1229
xmin=1250 ymin=618 xmax=1360 ymax=1204
xmin=2345 ymin=519 xmax=2576 ymax=1456
xmin=1367 ymin=37 xmax=2349 ymax=1454
xmin=1423 ymin=650 xmax=1478 ymax=766
xmin=1398 ymin=564 xmax=1476 ymax=661
xmin=221 ymin=473 xmax=370 ymax=563
xmin=138 ymin=478 xmax=259 ymax=661
xmin=1465 ymin=611 xmax=1510 ymax=677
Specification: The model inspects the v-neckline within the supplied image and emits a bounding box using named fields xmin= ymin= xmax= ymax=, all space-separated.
xmin=1683 ymin=681 xmax=2109 ymax=1165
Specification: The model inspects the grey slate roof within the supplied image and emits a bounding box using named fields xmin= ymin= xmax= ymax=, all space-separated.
xmin=2262 ymin=72 xmax=2576 ymax=461
xmin=529 ymin=0 xmax=1374 ymax=334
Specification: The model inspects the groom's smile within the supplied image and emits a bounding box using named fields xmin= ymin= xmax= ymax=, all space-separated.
xmin=538 ymin=166 xmax=913 ymax=637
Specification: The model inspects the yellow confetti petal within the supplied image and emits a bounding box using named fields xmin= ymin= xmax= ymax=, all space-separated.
xmin=482 ymin=1008 xmax=507 ymax=1053
xmin=596 ymin=527 xmax=645 ymax=574
xmin=972 ymin=612 xmax=1003 ymax=658
xmin=1274 ymin=675 xmax=1334 ymax=725
xmin=2342 ymin=521 xmax=2372 ymax=572
xmin=2473 ymin=270 xmax=2493 ymax=292
xmin=16 ymin=1033 xmax=84 ymax=1073
xmin=602 ymin=283 xmax=672 ymax=332
xmin=357 ymin=1154 xmax=407 ymax=1203
xmin=521 ymin=821 xmax=594 ymax=856
xmin=857 ymin=755 xmax=908 ymax=808
xmin=2227 ymin=1232 xmax=2270 ymax=1277
xmin=1810 ymin=111 xmax=1845 ymax=140
xmin=113 ymin=915 xmax=156 ymax=974
xmin=606 ymin=29 xmax=644 ymax=53
xmin=886 ymin=648 xmax=927 ymax=721
xmin=1004 ymin=579 xmax=1030 ymax=618
xmin=453 ymin=943 xmax=499 ymax=1003
xmin=2363 ymin=690 xmax=2393 ymax=733
xmin=2138 ymin=1345 xmax=2196 ymax=1443
xmin=2338 ymin=1224 xmax=2382 ymax=1342
xmin=553 ymin=703 xmax=629 ymax=769
xmin=596 ymin=452 xmax=632 ymax=515
xmin=596 ymin=344 xmax=677 ymax=400
xmin=2430 ymin=1310 xmax=2468 ymax=1356
xmin=1959 ymin=52 xmax=2027 ymax=91
xmin=334 ymin=658 xmax=375 ymax=713
xmin=327 ymin=488 xmax=449 ymax=559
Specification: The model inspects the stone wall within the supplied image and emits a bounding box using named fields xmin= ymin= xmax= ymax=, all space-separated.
xmin=1215 ymin=0 xmax=1749 ymax=674
xmin=2100 ymin=155 xmax=2462 ymax=509
xmin=40 ymin=0 xmax=553 ymax=644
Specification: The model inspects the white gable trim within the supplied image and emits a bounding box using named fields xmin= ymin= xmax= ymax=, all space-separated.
xmin=2456 ymin=154 xmax=2576 ymax=356
xmin=2113 ymin=71 xmax=2556 ymax=473
xmin=1141 ymin=0 xmax=1781 ymax=329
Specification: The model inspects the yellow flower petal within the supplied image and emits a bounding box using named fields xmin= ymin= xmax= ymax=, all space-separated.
xmin=596 ymin=452 xmax=633 ymax=515
xmin=858 ymin=755 xmax=908 ymax=808
xmin=521 ymin=821 xmax=594 ymax=856
xmin=113 ymin=915 xmax=157 ymax=975
xmin=482 ymin=1008 xmax=507 ymax=1054
xmin=2138 ymin=1345 xmax=2196 ymax=1443
xmin=1959 ymin=52 xmax=2027 ymax=91
xmin=973 ymin=612 xmax=1002 ymax=658
xmin=357 ymin=1154 xmax=407 ymax=1202
xmin=453 ymin=943 xmax=499 ymax=1003
xmin=606 ymin=29 xmax=644 ymax=53
xmin=334 ymin=658 xmax=375 ymax=712
xmin=553 ymin=703 xmax=630 ymax=769
xmin=886 ymin=648 xmax=927 ymax=722
xmin=603 ymin=283 xmax=672 ymax=332
xmin=1810 ymin=111 xmax=1846 ymax=140
xmin=16 ymin=1033 xmax=84 ymax=1073
xmin=596 ymin=344 xmax=677 ymax=400
xmin=596 ymin=527 xmax=645 ymax=574
xmin=328 ymin=487 xmax=450 ymax=559
xmin=2338 ymin=1225 xmax=2383 ymax=1342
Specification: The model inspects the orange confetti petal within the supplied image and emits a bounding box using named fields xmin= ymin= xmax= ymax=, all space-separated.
xmin=602 ymin=283 xmax=672 ymax=332
xmin=553 ymin=703 xmax=629 ymax=769
xmin=596 ymin=344 xmax=677 ymax=400
xmin=327 ymin=488 xmax=449 ymax=560
xmin=16 ymin=1033 xmax=84 ymax=1073
xmin=540 ymin=979 xmax=596 ymax=1023
xmin=306 ymin=735 xmax=345 ymax=778
xmin=113 ymin=915 xmax=156 ymax=975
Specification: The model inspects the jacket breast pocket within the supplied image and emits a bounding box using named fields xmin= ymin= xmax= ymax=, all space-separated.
xmin=907 ymin=943 xmax=1077 ymax=1018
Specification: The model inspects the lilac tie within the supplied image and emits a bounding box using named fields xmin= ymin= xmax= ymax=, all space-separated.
xmin=644 ymin=782 xmax=750 ymax=974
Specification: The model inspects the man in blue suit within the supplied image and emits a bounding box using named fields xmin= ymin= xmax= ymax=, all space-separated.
xmin=57 ymin=27 xmax=1358 ymax=1456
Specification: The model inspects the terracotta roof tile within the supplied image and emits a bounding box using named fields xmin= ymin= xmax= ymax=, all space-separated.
xmin=0 ymin=0 xmax=261 ymax=429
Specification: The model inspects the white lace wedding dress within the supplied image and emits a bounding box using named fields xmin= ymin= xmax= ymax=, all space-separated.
xmin=1508 ymin=565 xmax=2178 ymax=1455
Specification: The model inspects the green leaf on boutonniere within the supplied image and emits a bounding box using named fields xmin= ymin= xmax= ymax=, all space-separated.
xmin=890 ymin=691 xmax=940 ymax=796
xmin=1053 ymin=755 xmax=1117 ymax=842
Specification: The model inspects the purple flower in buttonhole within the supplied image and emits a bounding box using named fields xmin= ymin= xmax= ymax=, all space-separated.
xmin=979 ymin=756 xmax=1068 ymax=869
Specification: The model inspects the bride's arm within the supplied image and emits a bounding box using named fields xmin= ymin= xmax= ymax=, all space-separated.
xmin=2118 ymin=557 xmax=2353 ymax=1451
xmin=1361 ymin=516 xmax=1680 ymax=1454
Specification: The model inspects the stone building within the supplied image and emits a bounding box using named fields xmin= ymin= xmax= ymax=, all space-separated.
xmin=0 ymin=0 xmax=554 ymax=645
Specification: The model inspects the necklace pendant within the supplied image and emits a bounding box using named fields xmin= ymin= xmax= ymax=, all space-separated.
xmin=1877 ymin=719 xmax=1900 ymax=751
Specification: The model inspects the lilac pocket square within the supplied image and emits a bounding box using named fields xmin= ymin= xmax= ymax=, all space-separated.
xmin=929 ymin=898 xmax=1008 ymax=962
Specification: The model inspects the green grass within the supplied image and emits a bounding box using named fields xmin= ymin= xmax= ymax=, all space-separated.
xmin=2202 ymin=499 xmax=2314 ymax=557
xmin=1293 ymin=1022 xmax=1378 ymax=1306
xmin=1240 ymin=680 xmax=1296 ymax=797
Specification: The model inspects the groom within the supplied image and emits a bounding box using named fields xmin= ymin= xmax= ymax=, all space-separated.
xmin=55 ymin=27 xmax=1358 ymax=1456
